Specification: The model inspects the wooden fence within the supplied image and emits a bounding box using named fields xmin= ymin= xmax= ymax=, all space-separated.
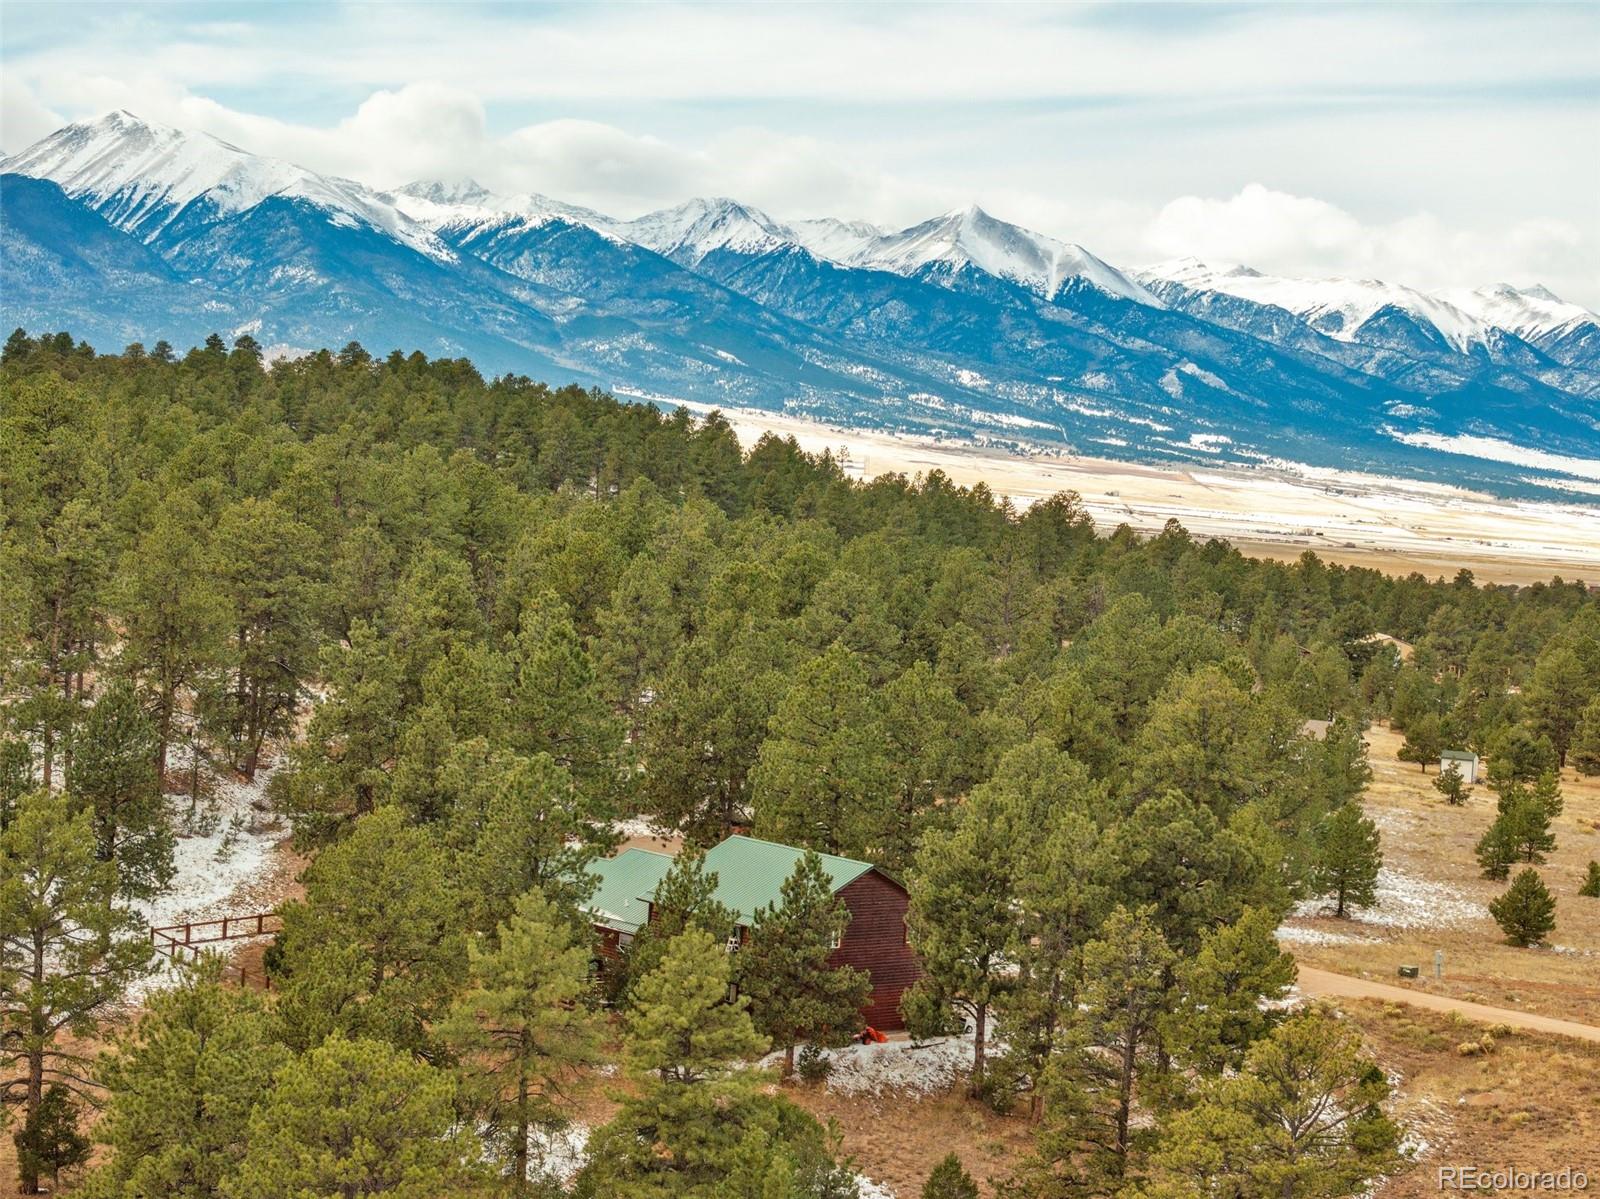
xmin=148 ymin=911 xmax=282 ymax=991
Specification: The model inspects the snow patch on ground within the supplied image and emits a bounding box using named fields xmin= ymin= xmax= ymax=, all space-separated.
xmin=1381 ymin=428 xmax=1600 ymax=482
xmin=127 ymin=756 xmax=290 ymax=1002
xmin=141 ymin=764 xmax=281 ymax=929
xmin=760 ymin=1034 xmax=976 ymax=1097
xmin=612 ymin=816 xmax=667 ymax=841
xmin=1275 ymin=924 xmax=1371 ymax=946
xmin=527 ymin=1122 xmax=590 ymax=1187
xmin=1293 ymin=868 xmax=1484 ymax=930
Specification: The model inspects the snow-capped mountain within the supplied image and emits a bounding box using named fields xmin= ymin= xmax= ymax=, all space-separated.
xmin=3 ymin=110 xmax=1598 ymax=502
xmin=1439 ymin=282 xmax=1595 ymax=340
xmin=788 ymin=216 xmax=886 ymax=264
xmin=1435 ymin=283 xmax=1600 ymax=367
xmin=1135 ymin=258 xmax=1488 ymax=350
xmin=853 ymin=205 xmax=1159 ymax=305
xmin=5 ymin=110 xmax=450 ymax=261
xmin=615 ymin=197 xmax=797 ymax=265
xmin=386 ymin=178 xmax=617 ymax=237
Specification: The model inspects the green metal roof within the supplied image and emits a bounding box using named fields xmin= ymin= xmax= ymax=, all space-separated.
xmin=1441 ymin=749 xmax=1478 ymax=761
xmin=697 ymin=836 xmax=875 ymax=927
xmin=586 ymin=848 xmax=675 ymax=933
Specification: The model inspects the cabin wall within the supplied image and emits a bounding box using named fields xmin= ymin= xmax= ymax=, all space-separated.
xmin=830 ymin=869 xmax=922 ymax=1031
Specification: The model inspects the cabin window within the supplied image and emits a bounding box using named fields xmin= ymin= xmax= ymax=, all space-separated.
xmin=725 ymin=931 xmax=742 ymax=954
xmin=829 ymin=929 xmax=842 ymax=950
xmin=618 ymin=932 xmax=634 ymax=949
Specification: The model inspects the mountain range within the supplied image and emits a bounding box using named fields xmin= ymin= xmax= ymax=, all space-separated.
xmin=3 ymin=111 xmax=1597 ymax=500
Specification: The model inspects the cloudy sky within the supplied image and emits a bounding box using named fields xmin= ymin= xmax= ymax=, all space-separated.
xmin=4 ymin=1 xmax=1598 ymax=306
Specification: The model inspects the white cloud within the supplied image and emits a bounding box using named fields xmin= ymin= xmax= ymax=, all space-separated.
xmin=2 ymin=3 xmax=1595 ymax=306
xmin=1140 ymin=183 xmax=1593 ymax=299
xmin=0 ymin=73 xmax=62 ymax=151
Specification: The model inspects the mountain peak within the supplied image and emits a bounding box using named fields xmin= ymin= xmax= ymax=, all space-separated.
xmin=6 ymin=110 xmax=452 ymax=262
xmin=620 ymin=195 xmax=793 ymax=262
xmin=858 ymin=204 xmax=1158 ymax=305
xmin=396 ymin=178 xmax=493 ymax=207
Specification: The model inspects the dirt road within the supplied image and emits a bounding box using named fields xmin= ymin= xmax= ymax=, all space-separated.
xmin=1297 ymin=966 xmax=1600 ymax=1043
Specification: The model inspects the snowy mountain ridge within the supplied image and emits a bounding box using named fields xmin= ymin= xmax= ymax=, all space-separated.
xmin=6 ymin=111 xmax=1593 ymax=348
xmin=1134 ymin=257 xmax=1497 ymax=352
xmin=849 ymin=205 xmax=1160 ymax=305
xmin=3 ymin=111 xmax=453 ymax=262
xmin=386 ymin=178 xmax=620 ymax=240
xmin=4 ymin=109 xmax=1598 ymax=504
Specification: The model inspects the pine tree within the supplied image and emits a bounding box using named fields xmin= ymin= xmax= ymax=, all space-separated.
xmin=223 ymin=1035 xmax=486 ymax=1199
xmin=282 ymin=619 xmax=405 ymax=843
xmin=1476 ymin=778 xmax=1558 ymax=877
xmin=879 ymin=661 xmax=966 ymax=875
xmin=1396 ymin=713 xmax=1445 ymax=772
xmin=1489 ymin=868 xmax=1557 ymax=947
xmin=507 ymin=591 xmax=623 ymax=796
xmin=1474 ymin=815 xmax=1518 ymax=881
xmin=1580 ymin=860 xmax=1600 ymax=898
xmin=1130 ymin=666 xmax=1273 ymax=819
xmin=906 ymin=782 xmax=1023 ymax=1092
xmin=1075 ymin=907 xmax=1174 ymax=1183
xmin=442 ymin=889 xmax=600 ymax=1195
xmin=995 ymin=803 xmax=1117 ymax=1117
xmin=1572 ymin=696 xmax=1600 ymax=776
xmin=626 ymin=927 xmax=769 ymax=1084
xmin=67 ymin=679 xmax=174 ymax=898
xmin=1309 ymin=803 xmax=1381 ymax=917
xmin=1432 ymin=762 xmax=1469 ymax=805
xmin=1486 ymin=725 xmax=1557 ymax=790
xmin=736 ymin=850 xmax=871 ymax=1077
xmin=115 ymin=493 xmax=230 ymax=778
xmin=751 ymin=641 xmax=894 ymax=859
xmin=1003 ymin=907 xmax=1174 ymax=1197
xmin=11 ymin=1085 xmax=89 ymax=1193
xmin=579 ymin=928 xmax=856 ymax=1197
xmin=208 ymin=497 xmax=317 ymax=779
xmin=1 ymin=791 xmax=152 ymax=1194
xmin=623 ymin=849 xmax=736 ymax=995
xmin=272 ymin=807 xmax=463 ymax=1054
xmin=922 ymin=1153 xmax=980 ymax=1199
xmin=0 ymin=737 xmax=30 ymax=832
xmin=1113 ymin=789 xmax=1284 ymax=956
xmin=1525 ymin=644 xmax=1592 ymax=766
xmin=84 ymin=961 xmax=287 ymax=1199
xmin=1143 ymin=1010 xmax=1400 ymax=1199
xmin=455 ymin=750 xmax=614 ymax=936
xmin=639 ymin=627 xmax=791 ymax=846
xmin=1163 ymin=906 xmax=1297 ymax=1073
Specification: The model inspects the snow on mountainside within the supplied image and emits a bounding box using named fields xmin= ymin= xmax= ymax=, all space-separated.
xmin=5 ymin=111 xmax=1600 ymax=502
xmin=853 ymin=205 xmax=1160 ymax=305
xmin=3 ymin=111 xmax=452 ymax=261
xmin=1134 ymin=257 xmax=1492 ymax=351
xmin=788 ymin=216 xmax=887 ymax=264
xmin=1437 ymin=282 xmax=1599 ymax=342
xmin=617 ymin=196 xmax=795 ymax=264
xmin=387 ymin=178 xmax=618 ymax=237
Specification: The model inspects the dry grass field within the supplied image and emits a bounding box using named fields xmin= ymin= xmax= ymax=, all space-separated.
xmin=1354 ymin=999 xmax=1600 ymax=1195
xmin=789 ymin=1079 xmax=1032 ymax=1197
xmin=1282 ymin=722 xmax=1600 ymax=1026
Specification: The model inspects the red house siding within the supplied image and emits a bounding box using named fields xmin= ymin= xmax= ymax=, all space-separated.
xmin=829 ymin=869 xmax=922 ymax=1031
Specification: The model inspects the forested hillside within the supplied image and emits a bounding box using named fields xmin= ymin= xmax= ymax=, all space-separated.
xmin=3 ymin=328 xmax=1598 ymax=1197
